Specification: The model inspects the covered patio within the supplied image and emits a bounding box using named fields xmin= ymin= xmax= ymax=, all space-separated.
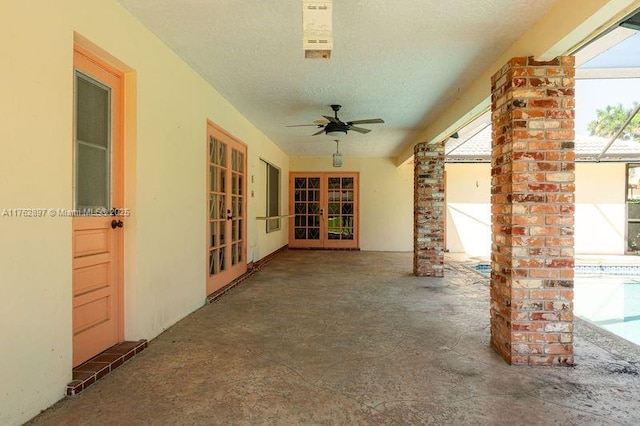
xmin=29 ymin=251 xmax=640 ymax=425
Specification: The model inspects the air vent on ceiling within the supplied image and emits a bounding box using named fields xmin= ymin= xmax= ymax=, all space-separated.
xmin=303 ymin=0 xmax=333 ymax=59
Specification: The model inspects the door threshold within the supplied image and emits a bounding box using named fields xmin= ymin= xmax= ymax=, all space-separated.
xmin=66 ymin=340 xmax=147 ymax=396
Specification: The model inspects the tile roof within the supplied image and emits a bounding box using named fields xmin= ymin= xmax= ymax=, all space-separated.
xmin=445 ymin=127 xmax=640 ymax=162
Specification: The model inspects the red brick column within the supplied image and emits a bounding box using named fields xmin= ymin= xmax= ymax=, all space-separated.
xmin=414 ymin=142 xmax=445 ymax=277
xmin=490 ymin=56 xmax=575 ymax=366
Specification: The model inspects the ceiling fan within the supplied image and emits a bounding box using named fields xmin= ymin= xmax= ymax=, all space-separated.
xmin=287 ymin=105 xmax=384 ymax=136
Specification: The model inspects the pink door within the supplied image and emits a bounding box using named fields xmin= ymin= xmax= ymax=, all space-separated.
xmin=206 ymin=122 xmax=247 ymax=295
xmin=72 ymin=47 xmax=124 ymax=366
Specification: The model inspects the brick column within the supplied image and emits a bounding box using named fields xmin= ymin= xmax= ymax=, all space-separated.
xmin=414 ymin=142 xmax=445 ymax=277
xmin=490 ymin=56 xmax=575 ymax=366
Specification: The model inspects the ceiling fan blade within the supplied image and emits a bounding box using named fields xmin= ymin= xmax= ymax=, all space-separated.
xmin=347 ymin=118 xmax=384 ymax=125
xmin=312 ymin=129 xmax=326 ymax=136
xmin=348 ymin=126 xmax=371 ymax=134
xmin=323 ymin=115 xmax=338 ymax=123
xmin=286 ymin=124 xmax=322 ymax=127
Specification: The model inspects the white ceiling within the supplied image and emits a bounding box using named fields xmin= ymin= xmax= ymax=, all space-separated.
xmin=117 ymin=0 xmax=558 ymax=158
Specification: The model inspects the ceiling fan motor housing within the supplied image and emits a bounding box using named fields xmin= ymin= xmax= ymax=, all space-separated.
xmin=325 ymin=121 xmax=349 ymax=135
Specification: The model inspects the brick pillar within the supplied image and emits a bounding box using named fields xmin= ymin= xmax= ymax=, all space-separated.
xmin=414 ymin=142 xmax=445 ymax=277
xmin=490 ymin=56 xmax=575 ymax=366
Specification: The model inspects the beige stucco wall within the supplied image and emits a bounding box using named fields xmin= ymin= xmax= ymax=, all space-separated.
xmin=1 ymin=1 xmax=288 ymax=424
xmin=574 ymin=162 xmax=626 ymax=254
xmin=290 ymin=157 xmax=414 ymax=251
xmin=445 ymin=163 xmax=492 ymax=256
xmin=445 ymin=162 xmax=627 ymax=257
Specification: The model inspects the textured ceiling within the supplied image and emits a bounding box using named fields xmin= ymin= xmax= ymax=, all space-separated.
xmin=117 ymin=0 xmax=558 ymax=158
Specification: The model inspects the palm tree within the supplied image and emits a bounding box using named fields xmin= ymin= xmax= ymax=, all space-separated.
xmin=587 ymin=102 xmax=640 ymax=141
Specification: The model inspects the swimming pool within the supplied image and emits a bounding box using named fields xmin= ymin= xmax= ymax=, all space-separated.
xmin=472 ymin=263 xmax=640 ymax=347
xmin=574 ymin=276 xmax=640 ymax=347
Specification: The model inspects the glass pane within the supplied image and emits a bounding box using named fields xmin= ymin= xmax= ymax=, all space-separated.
xmin=295 ymin=228 xmax=306 ymax=239
xmin=209 ymin=137 xmax=216 ymax=164
xmin=629 ymin=222 xmax=640 ymax=252
xmin=309 ymin=178 xmax=320 ymax=189
xmin=295 ymin=190 xmax=306 ymax=202
xmin=209 ymin=194 xmax=216 ymax=219
xmin=232 ymin=220 xmax=237 ymax=242
xmin=219 ymin=142 xmax=226 ymax=167
xmin=76 ymin=75 xmax=109 ymax=148
xmin=77 ymin=143 xmax=108 ymax=209
xmin=295 ymin=216 xmax=306 ymax=226
xmin=342 ymin=177 xmax=354 ymax=189
xmin=343 ymin=203 xmax=353 ymax=214
xmin=328 ymin=177 xmax=340 ymax=189
xmin=219 ymin=248 xmax=225 ymax=271
xmin=209 ymin=251 xmax=217 ymax=275
xmin=210 ymin=222 xmax=218 ymax=247
xmin=628 ymin=165 xmax=640 ymax=201
xmin=231 ymin=243 xmax=237 ymax=265
xmin=231 ymin=149 xmax=237 ymax=172
xmin=295 ymin=178 xmax=306 ymax=189
xmin=237 ymin=197 xmax=243 ymax=218
xmin=210 ymin=166 xmax=217 ymax=192
xmin=218 ymin=195 xmax=226 ymax=219
xmin=219 ymin=169 xmax=226 ymax=193
xmin=238 ymin=219 xmax=243 ymax=240
xmin=629 ymin=202 xmax=640 ymax=220
xmin=238 ymin=152 xmax=244 ymax=173
xmin=219 ymin=221 xmax=226 ymax=244
xmin=308 ymin=228 xmax=320 ymax=239
xmin=238 ymin=176 xmax=243 ymax=196
xmin=238 ymin=242 xmax=243 ymax=262
xmin=329 ymin=203 xmax=339 ymax=214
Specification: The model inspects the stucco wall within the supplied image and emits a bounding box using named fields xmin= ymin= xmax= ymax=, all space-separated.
xmin=290 ymin=157 xmax=414 ymax=251
xmin=1 ymin=1 xmax=288 ymax=424
xmin=445 ymin=162 xmax=627 ymax=257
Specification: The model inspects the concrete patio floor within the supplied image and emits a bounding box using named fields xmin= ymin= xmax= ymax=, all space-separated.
xmin=29 ymin=251 xmax=640 ymax=425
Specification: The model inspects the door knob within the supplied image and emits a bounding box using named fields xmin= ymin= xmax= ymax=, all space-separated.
xmin=111 ymin=219 xmax=124 ymax=229
xmin=227 ymin=209 xmax=233 ymax=220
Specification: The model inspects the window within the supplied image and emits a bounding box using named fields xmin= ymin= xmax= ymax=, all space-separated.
xmin=265 ymin=160 xmax=281 ymax=232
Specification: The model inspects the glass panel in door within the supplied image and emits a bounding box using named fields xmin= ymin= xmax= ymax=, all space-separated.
xmin=326 ymin=176 xmax=354 ymax=241
xmin=209 ymin=136 xmax=227 ymax=275
xmin=293 ymin=177 xmax=321 ymax=242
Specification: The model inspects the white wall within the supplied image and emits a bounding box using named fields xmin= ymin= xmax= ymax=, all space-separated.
xmin=445 ymin=162 xmax=627 ymax=257
xmin=1 ymin=1 xmax=288 ymax=424
xmin=290 ymin=157 xmax=414 ymax=251
xmin=574 ymin=163 xmax=626 ymax=254
xmin=445 ymin=163 xmax=492 ymax=256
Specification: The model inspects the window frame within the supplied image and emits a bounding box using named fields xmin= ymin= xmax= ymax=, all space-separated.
xmin=264 ymin=160 xmax=281 ymax=233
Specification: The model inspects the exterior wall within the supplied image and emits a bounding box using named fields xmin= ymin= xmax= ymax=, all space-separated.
xmin=290 ymin=157 xmax=414 ymax=251
xmin=1 ymin=1 xmax=288 ymax=425
xmin=575 ymin=162 xmax=626 ymax=254
xmin=445 ymin=163 xmax=492 ymax=256
xmin=446 ymin=162 xmax=626 ymax=256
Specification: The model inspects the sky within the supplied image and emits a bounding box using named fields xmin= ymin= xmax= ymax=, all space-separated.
xmin=575 ymin=31 xmax=640 ymax=136
xmin=575 ymin=78 xmax=640 ymax=136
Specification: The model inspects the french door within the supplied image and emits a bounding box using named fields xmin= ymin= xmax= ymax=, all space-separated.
xmin=72 ymin=46 xmax=124 ymax=366
xmin=206 ymin=122 xmax=247 ymax=295
xmin=289 ymin=172 xmax=359 ymax=249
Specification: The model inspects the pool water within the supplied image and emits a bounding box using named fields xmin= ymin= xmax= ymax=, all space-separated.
xmin=473 ymin=263 xmax=640 ymax=347
xmin=574 ymin=276 xmax=640 ymax=347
